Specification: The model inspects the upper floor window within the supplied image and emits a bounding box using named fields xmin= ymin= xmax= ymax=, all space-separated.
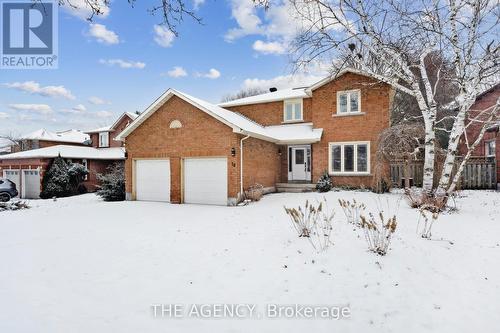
xmin=284 ymin=99 xmax=303 ymax=122
xmin=99 ymin=132 xmax=109 ymax=147
xmin=485 ymin=140 xmax=496 ymax=157
xmin=337 ymin=90 xmax=361 ymax=114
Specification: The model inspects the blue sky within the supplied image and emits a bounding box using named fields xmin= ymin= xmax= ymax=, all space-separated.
xmin=0 ymin=0 xmax=325 ymax=136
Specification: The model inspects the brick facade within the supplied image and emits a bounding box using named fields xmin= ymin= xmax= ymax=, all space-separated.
xmin=123 ymin=71 xmax=393 ymax=204
xmin=458 ymin=85 xmax=500 ymax=182
xmin=125 ymin=96 xmax=277 ymax=203
xmin=89 ymin=114 xmax=133 ymax=148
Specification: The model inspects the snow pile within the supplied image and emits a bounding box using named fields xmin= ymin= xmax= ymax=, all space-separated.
xmin=0 ymin=190 xmax=499 ymax=332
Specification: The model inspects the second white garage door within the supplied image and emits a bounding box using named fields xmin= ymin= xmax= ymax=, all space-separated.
xmin=135 ymin=159 xmax=170 ymax=202
xmin=184 ymin=158 xmax=228 ymax=205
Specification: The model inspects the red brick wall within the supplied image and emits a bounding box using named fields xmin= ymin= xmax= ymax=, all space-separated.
xmin=242 ymin=137 xmax=280 ymax=189
xmin=458 ymin=86 xmax=500 ymax=181
xmin=311 ymin=72 xmax=392 ymax=187
xmin=124 ymin=96 xmax=240 ymax=203
xmin=226 ymin=98 xmax=312 ymax=126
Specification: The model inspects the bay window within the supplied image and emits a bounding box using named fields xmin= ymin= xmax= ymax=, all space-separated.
xmin=329 ymin=142 xmax=370 ymax=174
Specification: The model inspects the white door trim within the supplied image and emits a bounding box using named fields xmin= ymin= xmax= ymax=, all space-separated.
xmin=287 ymin=145 xmax=311 ymax=181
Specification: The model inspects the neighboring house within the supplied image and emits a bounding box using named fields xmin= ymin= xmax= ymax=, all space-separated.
xmin=12 ymin=128 xmax=90 ymax=152
xmin=117 ymin=69 xmax=394 ymax=205
xmin=84 ymin=112 xmax=138 ymax=148
xmin=458 ymin=84 xmax=500 ymax=186
xmin=0 ymin=113 xmax=136 ymax=199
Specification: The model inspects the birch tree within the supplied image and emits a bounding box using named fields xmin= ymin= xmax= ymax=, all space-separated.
xmin=272 ymin=0 xmax=499 ymax=197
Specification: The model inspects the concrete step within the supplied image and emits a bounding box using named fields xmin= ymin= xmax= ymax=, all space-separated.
xmin=276 ymin=183 xmax=316 ymax=193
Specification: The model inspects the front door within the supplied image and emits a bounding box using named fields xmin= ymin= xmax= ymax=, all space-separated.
xmin=291 ymin=147 xmax=307 ymax=180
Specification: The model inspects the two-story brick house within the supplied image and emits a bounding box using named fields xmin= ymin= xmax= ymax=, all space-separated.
xmin=117 ymin=69 xmax=394 ymax=205
xmin=0 ymin=112 xmax=136 ymax=199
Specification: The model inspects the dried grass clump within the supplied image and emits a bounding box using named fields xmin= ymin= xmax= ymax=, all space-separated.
xmin=360 ymin=212 xmax=397 ymax=256
xmin=284 ymin=199 xmax=335 ymax=252
xmin=404 ymin=188 xmax=447 ymax=212
xmin=338 ymin=198 xmax=366 ymax=225
xmin=245 ymin=183 xmax=264 ymax=202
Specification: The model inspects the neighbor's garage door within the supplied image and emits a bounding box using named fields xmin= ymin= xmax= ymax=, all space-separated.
xmin=3 ymin=170 xmax=20 ymax=195
xmin=135 ymin=159 xmax=170 ymax=202
xmin=22 ymin=170 xmax=40 ymax=199
xmin=184 ymin=158 xmax=227 ymax=205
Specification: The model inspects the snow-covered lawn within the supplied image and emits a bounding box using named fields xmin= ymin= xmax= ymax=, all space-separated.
xmin=0 ymin=190 xmax=499 ymax=332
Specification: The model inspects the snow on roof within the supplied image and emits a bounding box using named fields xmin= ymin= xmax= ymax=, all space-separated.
xmin=0 ymin=146 xmax=12 ymax=154
xmin=84 ymin=126 xmax=112 ymax=133
xmin=218 ymin=88 xmax=310 ymax=107
xmin=0 ymin=145 xmax=125 ymax=160
xmin=21 ymin=129 xmax=89 ymax=144
xmin=116 ymin=89 xmax=323 ymax=144
xmin=265 ymin=123 xmax=323 ymax=144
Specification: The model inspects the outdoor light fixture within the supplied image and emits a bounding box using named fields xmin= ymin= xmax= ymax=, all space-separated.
xmin=231 ymin=147 xmax=236 ymax=156
xmin=278 ymin=148 xmax=282 ymax=156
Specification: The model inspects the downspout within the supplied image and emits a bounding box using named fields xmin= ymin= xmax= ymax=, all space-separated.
xmin=240 ymin=134 xmax=250 ymax=201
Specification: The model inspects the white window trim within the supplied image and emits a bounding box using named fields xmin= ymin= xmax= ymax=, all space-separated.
xmin=336 ymin=89 xmax=361 ymax=115
xmin=328 ymin=141 xmax=370 ymax=175
xmin=99 ymin=132 xmax=109 ymax=148
xmin=283 ymin=98 xmax=304 ymax=122
xmin=485 ymin=140 xmax=495 ymax=157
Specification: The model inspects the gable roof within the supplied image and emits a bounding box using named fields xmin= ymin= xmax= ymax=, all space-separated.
xmin=20 ymin=129 xmax=89 ymax=144
xmin=116 ymin=89 xmax=322 ymax=144
xmin=306 ymin=68 xmax=387 ymax=92
xmin=85 ymin=112 xmax=138 ymax=134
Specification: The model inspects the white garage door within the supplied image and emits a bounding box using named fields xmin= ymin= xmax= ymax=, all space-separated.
xmin=3 ymin=170 xmax=20 ymax=196
xmin=135 ymin=159 xmax=170 ymax=202
xmin=184 ymin=158 xmax=228 ymax=205
xmin=22 ymin=170 xmax=40 ymax=199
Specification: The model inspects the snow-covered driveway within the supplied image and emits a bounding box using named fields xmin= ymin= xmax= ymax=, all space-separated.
xmin=0 ymin=191 xmax=499 ymax=333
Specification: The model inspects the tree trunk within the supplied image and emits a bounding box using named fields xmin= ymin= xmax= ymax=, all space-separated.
xmin=422 ymin=111 xmax=437 ymax=194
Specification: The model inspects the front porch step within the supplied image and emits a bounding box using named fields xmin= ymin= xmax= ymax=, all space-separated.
xmin=276 ymin=182 xmax=316 ymax=193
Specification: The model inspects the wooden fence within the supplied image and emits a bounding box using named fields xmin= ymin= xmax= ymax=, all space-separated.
xmin=390 ymin=157 xmax=497 ymax=190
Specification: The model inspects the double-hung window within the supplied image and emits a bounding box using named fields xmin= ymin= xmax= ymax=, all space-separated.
xmin=284 ymin=99 xmax=303 ymax=122
xmin=485 ymin=140 xmax=496 ymax=157
xmin=99 ymin=132 xmax=109 ymax=148
xmin=337 ymin=90 xmax=361 ymax=114
xmin=329 ymin=142 xmax=370 ymax=174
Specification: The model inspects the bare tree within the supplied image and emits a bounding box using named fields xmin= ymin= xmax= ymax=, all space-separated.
xmin=221 ymin=87 xmax=268 ymax=103
xmin=278 ymin=0 xmax=499 ymax=198
xmin=36 ymin=0 xmax=202 ymax=35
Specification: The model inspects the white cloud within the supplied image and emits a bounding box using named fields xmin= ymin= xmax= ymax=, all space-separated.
xmin=88 ymin=96 xmax=111 ymax=105
xmin=193 ymin=0 xmax=205 ymax=10
xmin=252 ymin=40 xmax=286 ymax=55
xmin=8 ymin=104 xmax=53 ymax=115
xmin=165 ymin=66 xmax=188 ymax=78
xmin=62 ymin=104 xmax=87 ymax=114
xmin=3 ymin=81 xmax=75 ymax=99
xmin=198 ymin=68 xmax=221 ymax=79
xmin=154 ymin=25 xmax=175 ymax=48
xmin=241 ymin=73 xmax=323 ymax=91
xmin=0 ymin=112 xmax=9 ymax=119
xmin=224 ymin=0 xmax=263 ymax=41
xmin=88 ymin=24 xmax=119 ymax=45
xmin=96 ymin=110 xmax=113 ymax=118
xmin=99 ymin=59 xmax=146 ymax=69
xmin=62 ymin=0 xmax=110 ymax=20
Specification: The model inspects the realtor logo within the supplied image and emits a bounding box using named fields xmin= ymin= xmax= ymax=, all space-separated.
xmin=1 ymin=0 xmax=58 ymax=69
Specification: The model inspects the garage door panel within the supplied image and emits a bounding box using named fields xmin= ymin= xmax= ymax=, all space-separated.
xmin=135 ymin=160 xmax=170 ymax=202
xmin=184 ymin=158 xmax=227 ymax=205
xmin=23 ymin=170 xmax=40 ymax=199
